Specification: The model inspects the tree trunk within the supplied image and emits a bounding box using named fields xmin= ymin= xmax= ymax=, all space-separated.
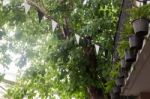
xmin=87 ymin=86 xmax=105 ymax=99
xmin=83 ymin=37 xmax=105 ymax=99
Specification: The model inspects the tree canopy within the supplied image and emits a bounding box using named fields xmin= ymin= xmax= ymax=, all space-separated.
xmin=0 ymin=0 xmax=120 ymax=98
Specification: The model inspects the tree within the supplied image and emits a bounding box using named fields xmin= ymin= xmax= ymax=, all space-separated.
xmin=0 ymin=0 xmax=120 ymax=98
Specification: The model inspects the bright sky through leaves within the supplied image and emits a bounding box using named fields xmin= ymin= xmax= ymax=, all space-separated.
xmin=2 ymin=0 xmax=10 ymax=6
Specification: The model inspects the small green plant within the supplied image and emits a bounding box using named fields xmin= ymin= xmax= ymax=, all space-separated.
xmin=122 ymin=22 xmax=133 ymax=38
xmin=128 ymin=4 xmax=150 ymax=20
xmin=117 ymin=20 xmax=133 ymax=58
xmin=104 ymin=61 xmax=120 ymax=94
xmin=118 ymin=40 xmax=129 ymax=58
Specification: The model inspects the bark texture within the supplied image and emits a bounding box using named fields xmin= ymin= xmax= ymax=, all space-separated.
xmin=83 ymin=37 xmax=104 ymax=99
xmin=87 ymin=86 xmax=104 ymax=99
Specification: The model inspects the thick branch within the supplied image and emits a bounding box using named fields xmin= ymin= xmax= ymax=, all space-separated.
xmin=0 ymin=86 xmax=7 ymax=92
xmin=26 ymin=0 xmax=57 ymax=22
xmin=26 ymin=0 xmax=71 ymax=37
xmin=2 ymin=79 xmax=15 ymax=85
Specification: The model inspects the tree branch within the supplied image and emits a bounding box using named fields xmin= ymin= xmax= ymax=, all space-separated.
xmin=2 ymin=79 xmax=15 ymax=85
xmin=26 ymin=0 xmax=71 ymax=37
xmin=26 ymin=0 xmax=57 ymax=23
xmin=0 ymin=86 xmax=7 ymax=92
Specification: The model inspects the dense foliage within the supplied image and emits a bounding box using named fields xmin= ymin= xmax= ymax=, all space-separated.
xmin=0 ymin=0 xmax=120 ymax=98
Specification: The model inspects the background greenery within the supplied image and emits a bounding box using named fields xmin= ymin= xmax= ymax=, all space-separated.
xmin=0 ymin=0 xmax=120 ymax=98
